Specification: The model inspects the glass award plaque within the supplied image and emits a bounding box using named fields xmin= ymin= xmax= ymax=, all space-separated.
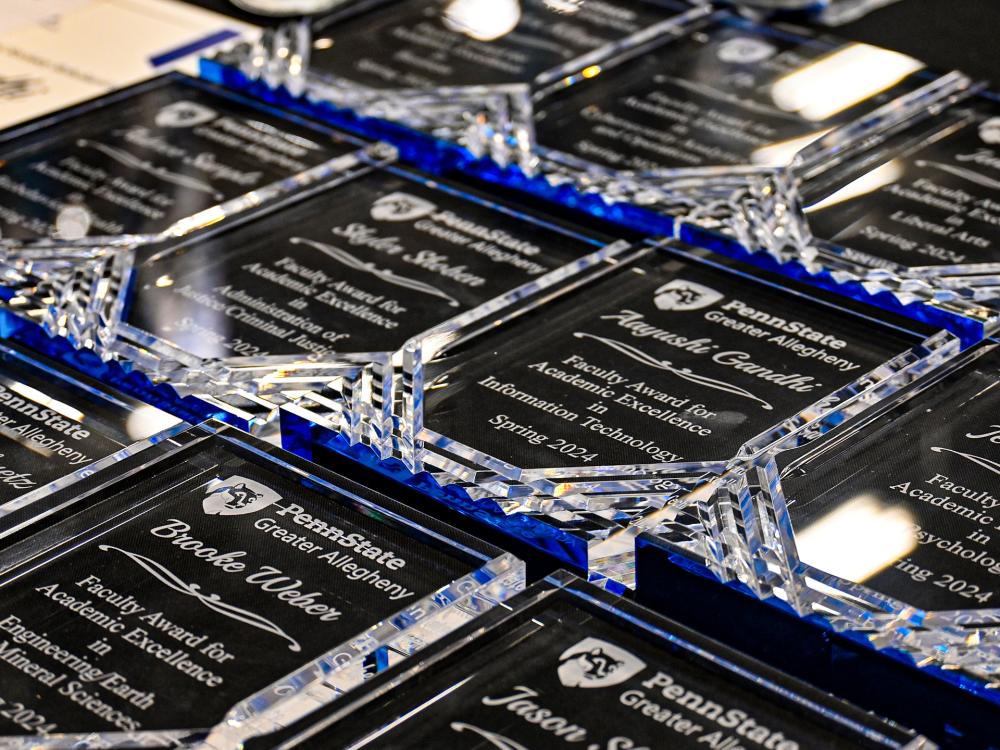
xmin=0 ymin=420 xmax=523 ymax=747
xmin=284 ymin=239 xmax=961 ymax=581
xmin=635 ymin=341 xmax=1000 ymax=729
xmin=12 ymin=157 xmax=629 ymax=436
xmin=0 ymin=71 xmax=365 ymax=247
xmin=241 ymin=572 xmax=933 ymax=750
xmin=796 ymin=91 xmax=1000 ymax=307
xmin=0 ymin=339 xmax=182 ymax=543
xmin=205 ymin=4 xmax=969 ymax=245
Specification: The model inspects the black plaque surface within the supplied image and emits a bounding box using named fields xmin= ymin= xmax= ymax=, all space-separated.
xmin=0 ymin=74 xmax=356 ymax=240
xmin=423 ymin=247 xmax=919 ymax=469
xmin=125 ymin=166 xmax=608 ymax=359
xmin=0 ymin=428 xmax=482 ymax=736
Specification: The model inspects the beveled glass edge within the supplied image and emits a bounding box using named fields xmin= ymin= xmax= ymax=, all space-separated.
xmin=0 ymin=420 xmax=526 ymax=749
xmin=0 ymin=72 xmax=373 ymax=254
xmin=634 ymin=342 xmax=1000 ymax=686
xmin=236 ymin=571 xmax=934 ymax=750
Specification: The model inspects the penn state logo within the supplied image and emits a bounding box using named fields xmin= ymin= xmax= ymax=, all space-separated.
xmin=653 ymin=279 xmax=724 ymax=311
xmin=202 ymin=475 xmax=281 ymax=516
xmin=155 ymin=101 xmax=218 ymax=129
xmin=717 ymin=37 xmax=777 ymax=64
xmin=979 ymin=117 xmax=1000 ymax=145
xmin=370 ymin=192 xmax=437 ymax=222
xmin=557 ymin=637 xmax=645 ymax=689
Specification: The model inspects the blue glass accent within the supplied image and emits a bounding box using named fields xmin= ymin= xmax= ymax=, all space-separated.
xmin=0 ymin=310 xmax=226 ymax=428
xmin=280 ymin=406 xmax=591 ymax=572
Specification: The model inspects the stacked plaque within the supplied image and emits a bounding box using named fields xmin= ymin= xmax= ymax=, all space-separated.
xmin=241 ymin=572 xmax=934 ymax=750
xmin=0 ymin=71 xmax=384 ymax=368
xmin=0 ymin=3 xmax=996 ymax=748
xmin=283 ymin=238 xmax=965 ymax=582
xmin=206 ymin=3 xmax=971 ymax=258
xmin=0 ymin=72 xmax=637 ymax=436
xmin=0 ymin=421 xmax=523 ymax=746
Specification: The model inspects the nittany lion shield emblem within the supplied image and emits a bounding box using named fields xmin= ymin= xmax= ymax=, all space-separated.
xmin=202 ymin=475 xmax=281 ymax=516
xmin=155 ymin=101 xmax=218 ymax=129
xmin=557 ymin=637 xmax=645 ymax=689
xmin=370 ymin=192 xmax=437 ymax=222
xmin=654 ymin=279 xmax=724 ymax=311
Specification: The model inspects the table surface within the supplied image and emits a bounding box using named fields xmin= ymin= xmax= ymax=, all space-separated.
xmin=183 ymin=0 xmax=999 ymax=83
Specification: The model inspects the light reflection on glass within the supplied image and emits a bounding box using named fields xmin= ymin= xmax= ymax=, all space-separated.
xmin=125 ymin=405 xmax=182 ymax=441
xmin=805 ymin=159 xmax=904 ymax=212
xmin=751 ymin=129 xmax=830 ymax=167
xmin=796 ymin=494 xmax=916 ymax=583
xmin=443 ymin=0 xmax=521 ymax=42
xmin=543 ymin=0 xmax=582 ymax=13
xmin=54 ymin=205 xmax=92 ymax=240
xmin=9 ymin=381 xmax=85 ymax=423
xmin=771 ymin=44 xmax=924 ymax=122
xmin=141 ymin=257 xmax=230 ymax=360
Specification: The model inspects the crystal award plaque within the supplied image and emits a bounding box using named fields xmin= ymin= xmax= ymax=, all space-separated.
xmin=797 ymin=91 xmax=1000 ymax=306
xmin=0 ymin=420 xmax=523 ymax=747
xmin=284 ymin=239 xmax=961 ymax=580
xmin=11 ymin=155 xmax=630 ymax=436
xmin=0 ymin=72 xmax=364 ymax=246
xmin=0 ymin=339 xmax=182 ymax=543
xmin=206 ymin=5 xmax=969 ymax=247
xmin=241 ymin=572 xmax=933 ymax=750
xmin=634 ymin=341 xmax=1000 ymax=735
